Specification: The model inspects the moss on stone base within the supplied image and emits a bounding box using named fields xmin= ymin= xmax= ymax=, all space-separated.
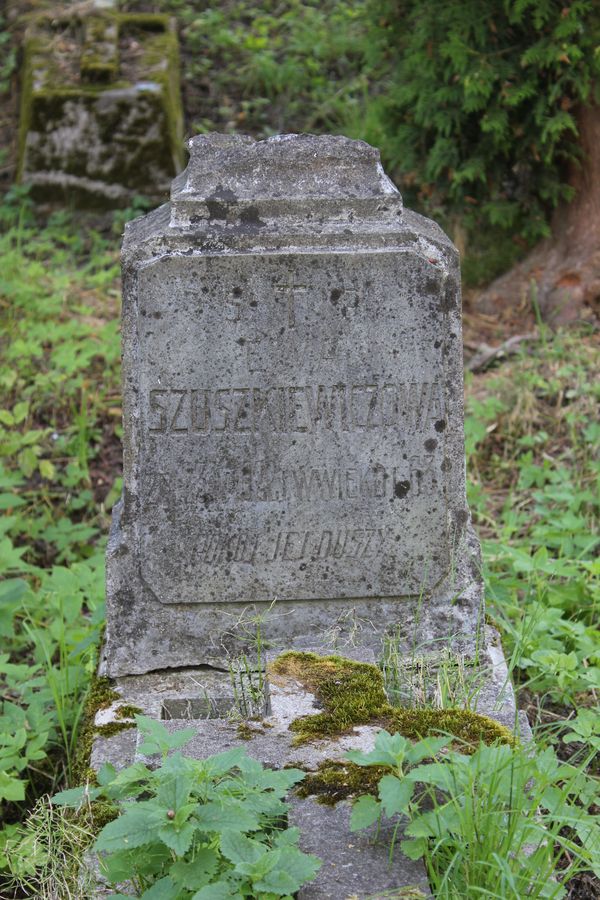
xmin=115 ymin=704 xmax=143 ymax=720
xmin=71 ymin=675 xmax=132 ymax=786
xmin=270 ymin=651 xmax=515 ymax=749
xmin=270 ymin=651 xmax=388 ymax=740
xmin=295 ymin=760 xmax=388 ymax=805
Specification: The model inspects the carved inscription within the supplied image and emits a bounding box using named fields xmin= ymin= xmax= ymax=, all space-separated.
xmin=147 ymin=381 xmax=445 ymax=435
xmin=180 ymin=527 xmax=390 ymax=567
xmin=136 ymin=250 xmax=454 ymax=603
xmin=145 ymin=458 xmax=439 ymax=513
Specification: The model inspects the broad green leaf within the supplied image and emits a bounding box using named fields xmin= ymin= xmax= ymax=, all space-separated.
xmin=158 ymin=820 xmax=196 ymax=855
xmin=253 ymin=866 xmax=298 ymax=895
xmin=192 ymin=882 xmax=244 ymax=899
xmin=97 ymin=762 xmax=117 ymax=786
xmin=201 ymin=746 xmax=248 ymax=778
xmin=273 ymin=826 xmax=300 ymax=848
xmin=405 ymin=736 xmax=449 ymax=765
xmin=102 ymin=845 xmax=170 ymax=882
xmin=38 ymin=459 xmax=55 ymax=480
xmin=0 ymin=494 xmax=25 ymax=510
xmin=220 ymin=830 xmax=264 ymax=866
xmin=0 ymin=771 xmax=25 ymax=802
xmin=157 ymin=770 xmax=194 ymax=812
xmin=378 ymin=774 xmax=414 ymax=817
xmin=52 ymin=784 xmax=101 ymax=806
xmin=349 ymin=795 xmax=381 ymax=831
xmin=95 ymin=807 xmax=163 ymax=852
xmin=194 ymin=800 xmax=259 ymax=833
xmin=346 ymin=730 xmax=410 ymax=768
xmin=271 ymin=845 xmax=321 ymax=889
xmin=136 ymin=715 xmax=196 ymax=756
xmin=170 ymin=848 xmax=219 ymax=890
xmin=140 ymin=876 xmax=181 ymax=900
xmin=400 ymin=837 xmax=428 ymax=860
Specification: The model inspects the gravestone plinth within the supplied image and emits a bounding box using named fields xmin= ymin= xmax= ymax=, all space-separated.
xmin=18 ymin=10 xmax=183 ymax=207
xmin=105 ymin=133 xmax=483 ymax=677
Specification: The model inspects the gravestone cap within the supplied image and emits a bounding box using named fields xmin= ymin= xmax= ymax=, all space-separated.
xmin=167 ymin=133 xmax=402 ymax=230
xmin=179 ymin=133 xmax=398 ymax=199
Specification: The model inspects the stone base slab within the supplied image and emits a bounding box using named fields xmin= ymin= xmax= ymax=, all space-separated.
xmin=89 ymin=637 xmax=531 ymax=898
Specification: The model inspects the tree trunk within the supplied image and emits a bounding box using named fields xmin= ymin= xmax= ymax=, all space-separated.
xmin=475 ymin=103 xmax=600 ymax=326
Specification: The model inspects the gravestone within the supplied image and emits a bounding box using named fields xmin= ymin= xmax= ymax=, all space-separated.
xmin=18 ymin=10 xmax=183 ymax=207
xmin=104 ymin=133 xmax=484 ymax=677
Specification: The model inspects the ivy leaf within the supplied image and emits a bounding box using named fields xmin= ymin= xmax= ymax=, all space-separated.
xmin=349 ymin=795 xmax=381 ymax=831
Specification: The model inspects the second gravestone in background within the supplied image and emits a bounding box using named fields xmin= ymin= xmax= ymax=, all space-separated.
xmin=105 ymin=133 xmax=483 ymax=676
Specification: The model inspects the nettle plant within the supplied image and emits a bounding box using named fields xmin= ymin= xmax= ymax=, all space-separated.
xmin=54 ymin=717 xmax=320 ymax=899
xmin=348 ymin=730 xmax=599 ymax=899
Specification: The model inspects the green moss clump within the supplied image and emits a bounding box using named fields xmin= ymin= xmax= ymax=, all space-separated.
xmin=71 ymin=676 xmax=121 ymax=785
xmin=270 ymin=651 xmax=515 ymax=750
xmin=295 ymin=760 xmax=387 ymax=806
xmin=270 ymin=651 xmax=388 ymax=741
xmin=95 ymin=721 xmax=136 ymax=739
xmin=87 ymin=676 xmax=121 ymax=711
xmin=388 ymin=708 xmax=515 ymax=747
xmin=89 ymin=800 xmax=119 ymax=832
xmin=237 ymin=722 xmax=255 ymax=741
xmin=115 ymin=704 xmax=143 ymax=720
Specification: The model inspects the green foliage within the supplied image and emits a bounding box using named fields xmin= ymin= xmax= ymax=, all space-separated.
xmin=0 ymin=16 xmax=16 ymax=96
xmin=348 ymin=730 xmax=599 ymax=897
xmin=0 ymin=194 xmax=120 ymax=836
xmin=369 ymin=0 xmax=600 ymax=242
xmin=0 ymin=795 xmax=98 ymax=897
xmin=170 ymin=0 xmax=369 ymax=138
xmin=54 ymin=718 xmax=320 ymax=899
xmin=465 ymin=331 xmax=599 ymax=708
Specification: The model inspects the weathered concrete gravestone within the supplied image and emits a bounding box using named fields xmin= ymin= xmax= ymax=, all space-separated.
xmin=105 ymin=132 xmax=483 ymax=676
xmin=18 ymin=10 xmax=183 ymax=206
xmin=93 ymin=135 xmax=530 ymax=899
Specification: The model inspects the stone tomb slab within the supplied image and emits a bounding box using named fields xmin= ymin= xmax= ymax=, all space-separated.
xmin=105 ymin=134 xmax=482 ymax=676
